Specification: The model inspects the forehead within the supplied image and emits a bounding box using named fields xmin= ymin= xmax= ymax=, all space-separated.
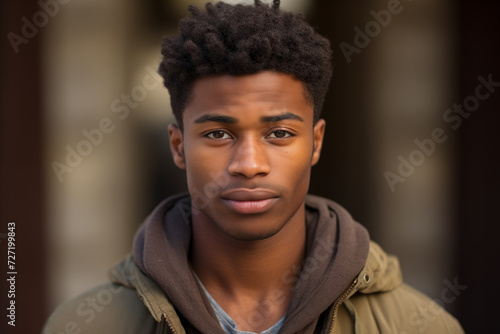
xmin=184 ymin=71 xmax=313 ymax=120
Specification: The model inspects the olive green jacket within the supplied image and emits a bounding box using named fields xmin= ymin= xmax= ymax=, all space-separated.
xmin=43 ymin=241 xmax=463 ymax=333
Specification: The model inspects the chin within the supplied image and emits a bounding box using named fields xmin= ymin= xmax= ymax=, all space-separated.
xmin=222 ymin=228 xmax=283 ymax=241
xmin=217 ymin=217 xmax=287 ymax=241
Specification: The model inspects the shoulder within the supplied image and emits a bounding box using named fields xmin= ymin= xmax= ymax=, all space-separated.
xmin=42 ymin=281 xmax=157 ymax=334
xmin=348 ymin=283 xmax=464 ymax=333
xmin=343 ymin=241 xmax=464 ymax=333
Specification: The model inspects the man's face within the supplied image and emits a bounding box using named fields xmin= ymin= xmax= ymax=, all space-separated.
xmin=169 ymin=71 xmax=325 ymax=241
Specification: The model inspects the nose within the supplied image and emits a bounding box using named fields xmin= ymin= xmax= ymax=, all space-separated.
xmin=227 ymin=136 xmax=271 ymax=178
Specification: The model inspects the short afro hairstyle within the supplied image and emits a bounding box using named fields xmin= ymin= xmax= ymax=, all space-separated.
xmin=158 ymin=0 xmax=333 ymax=130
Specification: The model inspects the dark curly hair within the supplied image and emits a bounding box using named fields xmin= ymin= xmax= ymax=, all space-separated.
xmin=158 ymin=0 xmax=332 ymax=130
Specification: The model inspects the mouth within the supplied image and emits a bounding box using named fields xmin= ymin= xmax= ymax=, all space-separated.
xmin=220 ymin=189 xmax=280 ymax=214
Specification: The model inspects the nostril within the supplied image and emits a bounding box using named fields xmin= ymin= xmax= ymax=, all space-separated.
xmin=227 ymin=139 xmax=271 ymax=178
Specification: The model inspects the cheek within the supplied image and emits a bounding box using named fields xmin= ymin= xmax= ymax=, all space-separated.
xmin=282 ymin=138 xmax=314 ymax=166
xmin=184 ymin=145 xmax=226 ymax=192
xmin=270 ymin=140 xmax=314 ymax=182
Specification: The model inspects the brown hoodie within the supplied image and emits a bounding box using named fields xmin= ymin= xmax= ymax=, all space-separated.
xmin=132 ymin=193 xmax=370 ymax=333
xmin=42 ymin=194 xmax=464 ymax=333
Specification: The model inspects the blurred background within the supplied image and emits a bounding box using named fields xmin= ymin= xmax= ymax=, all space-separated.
xmin=1 ymin=0 xmax=499 ymax=333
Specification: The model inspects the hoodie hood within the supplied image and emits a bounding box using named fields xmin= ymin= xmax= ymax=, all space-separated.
xmin=130 ymin=194 xmax=372 ymax=334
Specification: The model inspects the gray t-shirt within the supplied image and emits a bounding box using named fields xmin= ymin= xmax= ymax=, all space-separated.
xmin=196 ymin=276 xmax=285 ymax=334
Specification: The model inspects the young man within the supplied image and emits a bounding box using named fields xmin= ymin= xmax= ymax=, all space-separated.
xmin=44 ymin=1 xmax=463 ymax=333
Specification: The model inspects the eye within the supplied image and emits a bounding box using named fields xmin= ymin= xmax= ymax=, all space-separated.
xmin=267 ymin=130 xmax=293 ymax=139
xmin=205 ymin=130 xmax=232 ymax=140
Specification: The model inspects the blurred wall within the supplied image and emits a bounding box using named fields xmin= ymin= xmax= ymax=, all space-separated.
xmin=309 ymin=0 xmax=458 ymax=304
xmin=43 ymin=0 xmax=148 ymax=309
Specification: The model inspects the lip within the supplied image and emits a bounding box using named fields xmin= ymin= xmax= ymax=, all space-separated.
xmin=221 ymin=189 xmax=280 ymax=214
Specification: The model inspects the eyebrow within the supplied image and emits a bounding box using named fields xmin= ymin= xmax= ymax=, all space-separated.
xmin=260 ymin=112 xmax=304 ymax=123
xmin=193 ymin=112 xmax=304 ymax=124
xmin=194 ymin=114 xmax=238 ymax=124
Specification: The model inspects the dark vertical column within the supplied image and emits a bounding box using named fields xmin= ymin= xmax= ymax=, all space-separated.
xmin=308 ymin=2 xmax=374 ymax=230
xmin=0 ymin=1 xmax=46 ymax=333
xmin=457 ymin=1 xmax=500 ymax=332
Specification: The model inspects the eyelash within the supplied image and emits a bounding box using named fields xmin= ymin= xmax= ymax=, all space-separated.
xmin=203 ymin=129 xmax=295 ymax=140
xmin=205 ymin=130 xmax=232 ymax=140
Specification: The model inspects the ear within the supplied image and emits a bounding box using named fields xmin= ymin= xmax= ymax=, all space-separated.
xmin=311 ymin=119 xmax=326 ymax=166
xmin=168 ymin=123 xmax=186 ymax=169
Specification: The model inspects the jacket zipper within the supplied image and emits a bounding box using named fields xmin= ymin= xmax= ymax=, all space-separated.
xmin=328 ymin=278 xmax=358 ymax=334
xmin=159 ymin=312 xmax=178 ymax=334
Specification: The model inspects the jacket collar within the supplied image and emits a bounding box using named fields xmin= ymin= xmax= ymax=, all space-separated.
xmin=110 ymin=240 xmax=402 ymax=333
xmin=111 ymin=194 xmax=401 ymax=333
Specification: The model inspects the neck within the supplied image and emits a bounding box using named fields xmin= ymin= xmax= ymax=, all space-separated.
xmin=190 ymin=204 xmax=307 ymax=299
